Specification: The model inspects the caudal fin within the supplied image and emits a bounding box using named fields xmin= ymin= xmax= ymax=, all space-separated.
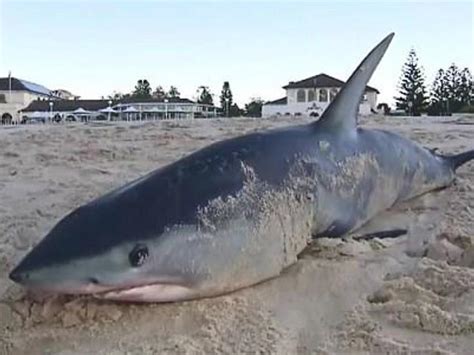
xmin=444 ymin=150 xmax=474 ymax=171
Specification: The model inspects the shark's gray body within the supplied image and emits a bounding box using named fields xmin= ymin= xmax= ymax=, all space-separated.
xmin=9 ymin=33 xmax=474 ymax=302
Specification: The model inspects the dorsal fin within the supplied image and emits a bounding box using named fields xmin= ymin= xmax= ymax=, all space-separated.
xmin=317 ymin=32 xmax=395 ymax=132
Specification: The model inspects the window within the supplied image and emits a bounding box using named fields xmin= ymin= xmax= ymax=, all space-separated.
xmin=307 ymin=89 xmax=316 ymax=102
xmin=319 ymin=89 xmax=328 ymax=102
xmin=0 ymin=94 xmax=6 ymax=103
xmin=296 ymin=89 xmax=306 ymax=102
xmin=360 ymin=94 xmax=368 ymax=103
xmin=329 ymin=88 xmax=338 ymax=101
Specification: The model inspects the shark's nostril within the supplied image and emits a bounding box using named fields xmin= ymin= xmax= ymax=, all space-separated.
xmin=89 ymin=277 xmax=100 ymax=285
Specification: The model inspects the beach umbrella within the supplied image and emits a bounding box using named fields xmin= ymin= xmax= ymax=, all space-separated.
xmin=99 ymin=107 xmax=117 ymax=113
xmin=73 ymin=107 xmax=91 ymax=115
xmin=73 ymin=107 xmax=91 ymax=122
xmin=99 ymin=107 xmax=117 ymax=121
xmin=123 ymin=106 xmax=139 ymax=121
xmin=123 ymin=106 xmax=139 ymax=113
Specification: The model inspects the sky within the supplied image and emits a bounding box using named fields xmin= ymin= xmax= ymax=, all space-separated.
xmin=0 ymin=0 xmax=472 ymax=106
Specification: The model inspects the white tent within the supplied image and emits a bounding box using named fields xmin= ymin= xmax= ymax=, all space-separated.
xmin=122 ymin=106 xmax=139 ymax=121
xmin=123 ymin=106 xmax=139 ymax=113
xmin=73 ymin=107 xmax=92 ymax=122
xmin=99 ymin=107 xmax=117 ymax=121
xmin=99 ymin=107 xmax=117 ymax=113
xmin=73 ymin=107 xmax=91 ymax=114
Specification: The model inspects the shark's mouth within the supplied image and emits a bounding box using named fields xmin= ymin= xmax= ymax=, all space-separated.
xmin=93 ymin=283 xmax=195 ymax=303
xmin=18 ymin=274 xmax=195 ymax=303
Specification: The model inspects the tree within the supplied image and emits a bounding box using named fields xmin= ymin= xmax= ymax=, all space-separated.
xmin=458 ymin=67 xmax=473 ymax=107
xmin=394 ymin=49 xmax=428 ymax=116
xmin=152 ymin=86 xmax=166 ymax=100
xmin=244 ymin=98 xmax=264 ymax=117
xmin=429 ymin=69 xmax=449 ymax=115
xmin=220 ymin=81 xmax=233 ymax=117
xmin=229 ymin=103 xmax=243 ymax=117
xmin=167 ymin=86 xmax=180 ymax=99
xmin=428 ymin=65 xmax=473 ymax=115
xmin=132 ymin=79 xmax=152 ymax=99
xmin=196 ymin=86 xmax=214 ymax=105
xmin=444 ymin=64 xmax=464 ymax=113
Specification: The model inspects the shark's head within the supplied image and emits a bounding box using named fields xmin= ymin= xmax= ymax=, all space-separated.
xmin=8 ymin=190 xmax=237 ymax=302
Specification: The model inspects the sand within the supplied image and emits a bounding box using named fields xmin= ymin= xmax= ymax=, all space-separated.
xmin=0 ymin=114 xmax=473 ymax=354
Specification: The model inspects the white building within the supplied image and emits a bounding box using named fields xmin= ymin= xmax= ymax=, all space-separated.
xmin=0 ymin=76 xmax=59 ymax=124
xmin=113 ymin=98 xmax=218 ymax=120
xmin=21 ymin=97 xmax=217 ymax=122
xmin=262 ymin=73 xmax=379 ymax=118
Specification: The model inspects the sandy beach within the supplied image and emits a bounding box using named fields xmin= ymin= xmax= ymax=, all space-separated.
xmin=0 ymin=114 xmax=473 ymax=354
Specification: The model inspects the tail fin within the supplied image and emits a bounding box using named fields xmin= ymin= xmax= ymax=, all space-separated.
xmin=444 ymin=150 xmax=474 ymax=171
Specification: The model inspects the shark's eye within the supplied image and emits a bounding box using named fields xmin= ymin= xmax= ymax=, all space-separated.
xmin=129 ymin=244 xmax=149 ymax=267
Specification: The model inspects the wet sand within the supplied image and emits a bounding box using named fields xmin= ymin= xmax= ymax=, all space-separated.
xmin=0 ymin=115 xmax=473 ymax=354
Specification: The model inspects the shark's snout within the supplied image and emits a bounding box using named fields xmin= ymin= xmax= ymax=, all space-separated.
xmin=8 ymin=260 xmax=117 ymax=295
xmin=9 ymin=267 xmax=30 ymax=284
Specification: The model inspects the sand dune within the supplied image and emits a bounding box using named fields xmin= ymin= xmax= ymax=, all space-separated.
xmin=1 ymin=115 xmax=473 ymax=354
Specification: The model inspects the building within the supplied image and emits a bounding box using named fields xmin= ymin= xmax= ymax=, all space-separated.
xmin=262 ymin=73 xmax=379 ymax=118
xmin=21 ymin=99 xmax=114 ymax=122
xmin=21 ymin=97 xmax=217 ymax=122
xmin=0 ymin=74 xmax=218 ymax=124
xmin=50 ymin=89 xmax=81 ymax=100
xmin=114 ymin=97 xmax=218 ymax=120
xmin=0 ymin=76 xmax=60 ymax=124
